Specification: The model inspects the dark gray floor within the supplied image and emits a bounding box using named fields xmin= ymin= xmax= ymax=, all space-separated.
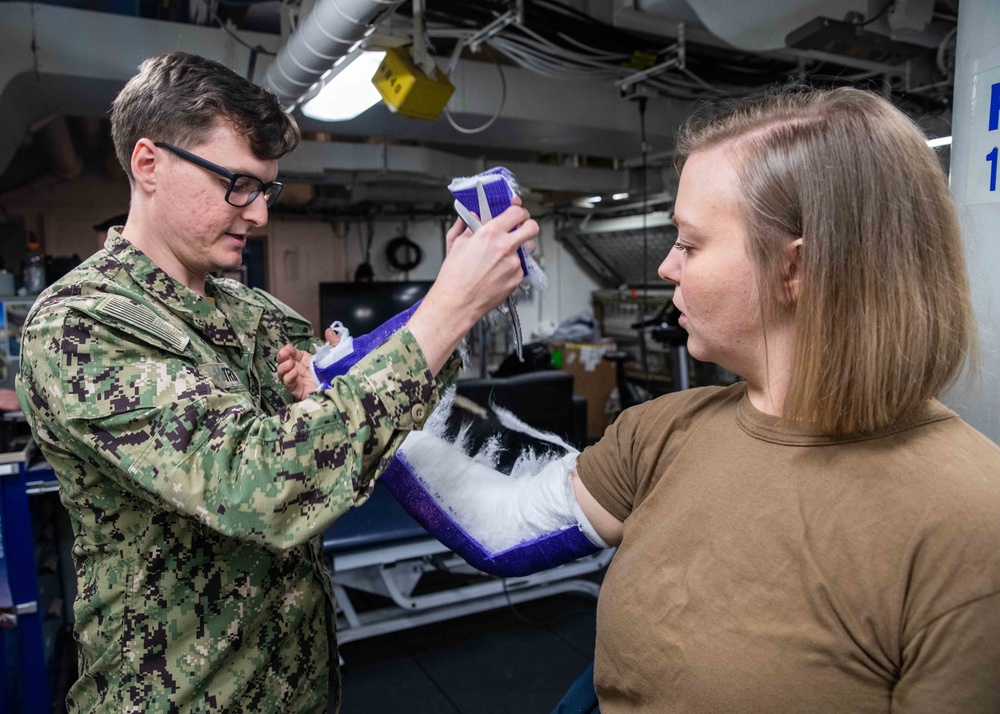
xmin=336 ymin=594 xmax=598 ymax=714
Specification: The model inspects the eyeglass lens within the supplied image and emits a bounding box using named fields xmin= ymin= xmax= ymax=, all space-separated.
xmin=226 ymin=177 xmax=282 ymax=208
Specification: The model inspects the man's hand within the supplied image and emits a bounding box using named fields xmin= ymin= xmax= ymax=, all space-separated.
xmin=411 ymin=200 xmax=539 ymax=374
xmin=277 ymin=328 xmax=340 ymax=401
xmin=0 ymin=388 xmax=19 ymax=412
xmin=445 ymin=195 xmax=537 ymax=257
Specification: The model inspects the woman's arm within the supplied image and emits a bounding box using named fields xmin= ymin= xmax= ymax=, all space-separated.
xmin=573 ymin=470 xmax=624 ymax=547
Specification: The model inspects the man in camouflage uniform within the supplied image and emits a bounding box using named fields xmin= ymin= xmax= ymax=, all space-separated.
xmin=15 ymin=52 xmax=537 ymax=712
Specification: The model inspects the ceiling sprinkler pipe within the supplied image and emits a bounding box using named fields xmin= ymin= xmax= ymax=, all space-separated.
xmin=263 ymin=0 xmax=404 ymax=107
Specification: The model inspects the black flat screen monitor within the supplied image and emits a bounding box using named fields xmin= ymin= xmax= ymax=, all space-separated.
xmin=319 ymin=281 xmax=434 ymax=335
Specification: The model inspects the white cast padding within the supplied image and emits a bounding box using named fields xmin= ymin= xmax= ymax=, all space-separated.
xmin=399 ymin=430 xmax=608 ymax=552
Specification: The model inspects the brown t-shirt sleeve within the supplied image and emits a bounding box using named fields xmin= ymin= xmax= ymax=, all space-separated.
xmin=577 ymin=385 xmax=746 ymax=525
xmin=577 ymin=402 xmax=647 ymax=523
xmin=892 ymin=589 xmax=1000 ymax=712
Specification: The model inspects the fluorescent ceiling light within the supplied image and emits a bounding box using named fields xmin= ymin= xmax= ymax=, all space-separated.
xmin=612 ymin=192 xmax=629 ymax=200
xmin=926 ymin=136 xmax=952 ymax=148
xmin=584 ymin=195 xmax=602 ymax=203
xmin=301 ymin=51 xmax=386 ymax=122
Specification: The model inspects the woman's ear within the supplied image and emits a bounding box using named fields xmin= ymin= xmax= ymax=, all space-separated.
xmin=784 ymin=237 xmax=803 ymax=303
xmin=130 ymin=139 xmax=159 ymax=196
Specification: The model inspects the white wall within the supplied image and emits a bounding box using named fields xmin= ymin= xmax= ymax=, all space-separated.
xmin=1 ymin=175 xmax=130 ymax=259
xmin=944 ymin=0 xmax=1000 ymax=444
xmin=266 ymin=217 xmax=345 ymax=330
xmin=340 ymin=217 xmax=448 ymax=284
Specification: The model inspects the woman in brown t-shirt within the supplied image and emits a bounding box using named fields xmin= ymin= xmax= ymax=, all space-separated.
xmin=567 ymin=87 xmax=1000 ymax=712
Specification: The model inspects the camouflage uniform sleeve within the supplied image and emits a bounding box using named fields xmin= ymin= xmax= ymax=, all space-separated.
xmin=20 ymin=306 xmax=442 ymax=549
xmin=250 ymin=285 xmax=465 ymax=380
xmin=435 ymin=351 xmax=462 ymax=392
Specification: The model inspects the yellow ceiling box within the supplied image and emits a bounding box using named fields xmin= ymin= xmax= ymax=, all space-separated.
xmin=372 ymin=47 xmax=455 ymax=121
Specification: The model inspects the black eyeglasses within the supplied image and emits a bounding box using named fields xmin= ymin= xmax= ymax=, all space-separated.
xmin=154 ymin=142 xmax=283 ymax=208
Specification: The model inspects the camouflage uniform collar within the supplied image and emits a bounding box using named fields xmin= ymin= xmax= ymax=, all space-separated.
xmin=211 ymin=275 xmax=271 ymax=309
xmin=105 ymin=229 xmax=242 ymax=349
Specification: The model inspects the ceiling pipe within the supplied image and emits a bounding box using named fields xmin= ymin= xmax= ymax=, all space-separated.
xmin=263 ymin=0 xmax=405 ymax=109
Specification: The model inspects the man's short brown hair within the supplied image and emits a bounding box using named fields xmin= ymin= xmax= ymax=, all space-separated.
xmin=111 ymin=52 xmax=300 ymax=182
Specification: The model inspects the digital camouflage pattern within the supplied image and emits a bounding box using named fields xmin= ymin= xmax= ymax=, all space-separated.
xmin=16 ymin=229 xmax=457 ymax=713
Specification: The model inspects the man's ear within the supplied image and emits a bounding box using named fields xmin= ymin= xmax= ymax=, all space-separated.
xmin=130 ymin=139 xmax=159 ymax=196
xmin=784 ymin=237 xmax=803 ymax=304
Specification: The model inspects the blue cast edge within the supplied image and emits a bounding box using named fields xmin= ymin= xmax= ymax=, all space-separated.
xmin=314 ymin=301 xmax=422 ymax=388
xmin=382 ymin=454 xmax=599 ymax=578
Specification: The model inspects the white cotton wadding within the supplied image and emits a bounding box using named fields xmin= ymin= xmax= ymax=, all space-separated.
xmin=451 ymin=421 xmax=474 ymax=456
xmin=448 ymin=169 xmax=519 ymax=195
xmin=420 ymin=387 xmax=577 ymax=478
xmin=397 ymin=387 xmax=604 ymax=552
xmin=472 ymin=434 xmax=504 ymax=469
xmin=458 ymin=340 xmax=472 ymax=371
xmin=423 ymin=386 xmax=456 ymax=436
xmin=312 ymin=322 xmax=354 ymax=368
xmin=400 ymin=375 xmax=614 ymax=552
xmin=522 ymin=252 xmax=548 ymax=293
xmin=507 ymin=447 xmax=548 ymax=481
xmin=490 ymin=402 xmax=577 ymax=455
xmin=399 ymin=430 xmax=581 ymax=552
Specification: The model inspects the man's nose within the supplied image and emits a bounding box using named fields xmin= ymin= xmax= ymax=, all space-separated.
xmin=241 ymin=191 xmax=269 ymax=227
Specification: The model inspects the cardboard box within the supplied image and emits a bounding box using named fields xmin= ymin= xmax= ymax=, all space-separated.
xmin=552 ymin=341 xmax=617 ymax=441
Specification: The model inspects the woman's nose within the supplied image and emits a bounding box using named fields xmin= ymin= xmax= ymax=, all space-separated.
xmin=659 ymin=249 xmax=680 ymax=283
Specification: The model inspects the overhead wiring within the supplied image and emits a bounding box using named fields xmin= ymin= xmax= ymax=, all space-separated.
xmin=393 ymin=21 xmax=649 ymax=96
xmin=556 ymin=32 xmax=633 ymax=60
xmin=387 ymin=0 xmax=949 ymax=112
xmin=201 ymin=0 xmax=276 ymax=56
xmin=444 ymin=46 xmax=508 ymax=134
xmin=854 ymin=1 xmax=896 ymax=27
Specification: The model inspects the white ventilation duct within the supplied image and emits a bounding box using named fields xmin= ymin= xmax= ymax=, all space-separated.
xmin=640 ymin=0 xmax=860 ymax=51
xmin=263 ymin=0 xmax=404 ymax=108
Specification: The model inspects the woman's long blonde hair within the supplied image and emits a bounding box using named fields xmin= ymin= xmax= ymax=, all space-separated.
xmin=676 ymin=87 xmax=977 ymax=435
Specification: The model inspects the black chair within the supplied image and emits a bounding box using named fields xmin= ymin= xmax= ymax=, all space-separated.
xmin=602 ymin=350 xmax=644 ymax=411
xmin=453 ymin=371 xmax=587 ymax=456
xmin=644 ymin=302 xmax=690 ymax=392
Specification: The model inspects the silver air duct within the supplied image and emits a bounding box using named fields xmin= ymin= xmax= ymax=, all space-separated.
xmin=263 ymin=0 xmax=404 ymax=108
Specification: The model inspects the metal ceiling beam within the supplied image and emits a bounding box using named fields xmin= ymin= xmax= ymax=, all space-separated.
xmin=280 ymin=140 xmax=628 ymax=194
